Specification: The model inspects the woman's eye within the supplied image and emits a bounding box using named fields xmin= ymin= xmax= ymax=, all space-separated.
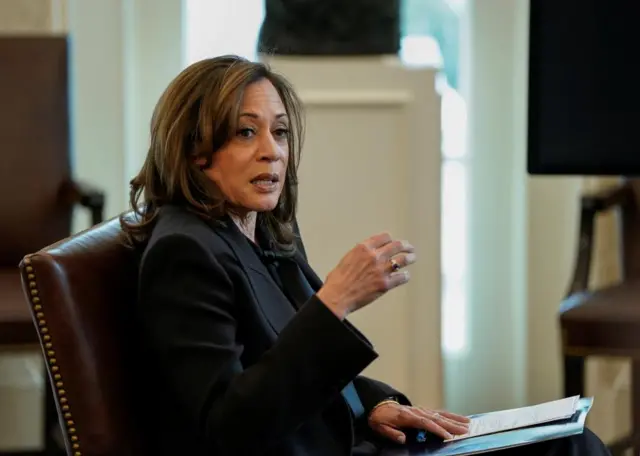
xmin=274 ymin=128 xmax=289 ymax=138
xmin=237 ymin=128 xmax=255 ymax=138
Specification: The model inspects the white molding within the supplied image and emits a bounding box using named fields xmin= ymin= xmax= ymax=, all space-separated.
xmin=66 ymin=0 xmax=184 ymax=228
xmin=299 ymin=90 xmax=413 ymax=107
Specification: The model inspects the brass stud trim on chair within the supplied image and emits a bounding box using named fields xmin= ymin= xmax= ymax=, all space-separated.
xmin=23 ymin=255 xmax=82 ymax=456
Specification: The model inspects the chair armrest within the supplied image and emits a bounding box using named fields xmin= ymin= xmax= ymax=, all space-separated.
xmin=66 ymin=180 xmax=106 ymax=226
xmin=566 ymin=183 xmax=633 ymax=296
xmin=580 ymin=183 xmax=634 ymax=212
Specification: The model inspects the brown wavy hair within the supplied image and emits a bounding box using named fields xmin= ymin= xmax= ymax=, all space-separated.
xmin=120 ymin=55 xmax=304 ymax=249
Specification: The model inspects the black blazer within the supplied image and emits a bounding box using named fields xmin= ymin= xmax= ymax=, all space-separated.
xmin=134 ymin=205 xmax=409 ymax=455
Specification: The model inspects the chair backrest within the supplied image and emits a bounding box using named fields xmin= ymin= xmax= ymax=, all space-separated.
xmin=0 ymin=36 xmax=73 ymax=266
xmin=19 ymin=215 xmax=145 ymax=456
xmin=622 ymin=180 xmax=640 ymax=280
xmin=18 ymin=212 xmax=308 ymax=455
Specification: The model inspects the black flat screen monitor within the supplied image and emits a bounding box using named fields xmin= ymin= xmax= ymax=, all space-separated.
xmin=527 ymin=0 xmax=640 ymax=175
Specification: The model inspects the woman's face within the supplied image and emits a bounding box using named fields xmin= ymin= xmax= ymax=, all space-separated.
xmin=201 ymin=78 xmax=290 ymax=214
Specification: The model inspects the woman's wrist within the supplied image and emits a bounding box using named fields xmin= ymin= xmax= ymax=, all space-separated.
xmin=316 ymin=286 xmax=350 ymax=320
xmin=369 ymin=398 xmax=400 ymax=417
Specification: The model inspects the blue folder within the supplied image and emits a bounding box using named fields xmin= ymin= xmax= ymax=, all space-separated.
xmin=380 ymin=397 xmax=593 ymax=456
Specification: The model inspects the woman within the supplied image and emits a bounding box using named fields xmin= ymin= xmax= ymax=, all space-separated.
xmin=122 ymin=55 xmax=610 ymax=455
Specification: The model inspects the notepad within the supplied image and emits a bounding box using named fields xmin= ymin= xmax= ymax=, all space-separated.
xmin=444 ymin=395 xmax=580 ymax=442
xmin=381 ymin=397 xmax=593 ymax=456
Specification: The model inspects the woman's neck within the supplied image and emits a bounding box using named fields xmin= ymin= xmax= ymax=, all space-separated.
xmin=230 ymin=211 xmax=257 ymax=243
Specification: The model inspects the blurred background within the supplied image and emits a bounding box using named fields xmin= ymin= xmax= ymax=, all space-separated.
xmin=0 ymin=0 xmax=634 ymax=454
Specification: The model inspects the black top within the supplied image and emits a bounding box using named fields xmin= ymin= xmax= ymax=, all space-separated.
xmin=135 ymin=206 xmax=410 ymax=455
xmin=248 ymin=225 xmax=351 ymax=453
xmin=249 ymin=223 xmax=365 ymax=413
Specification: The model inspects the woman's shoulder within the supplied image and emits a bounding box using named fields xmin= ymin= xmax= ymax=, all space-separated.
xmin=141 ymin=205 xmax=231 ymax=263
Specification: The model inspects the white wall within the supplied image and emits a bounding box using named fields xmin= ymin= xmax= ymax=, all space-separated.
xmin=0 ymin=0 xmax=52 ymax=32
xmin=69 ymin=0 xmax=184 ymax=229
xmin=121 ymin=0 xmax=185 ymax=182
xmin=67 ymin=0 xmax=127 ymax=226
xmin=445 ymin=0 xmax=531 ymax=415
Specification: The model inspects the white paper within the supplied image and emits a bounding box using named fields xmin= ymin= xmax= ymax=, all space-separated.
xmin=445 ymin=396 xmax=580 ymax=442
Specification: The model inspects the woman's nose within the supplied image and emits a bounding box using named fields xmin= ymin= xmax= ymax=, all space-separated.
xmin=258 ymin=134 xmax=282 ymax=161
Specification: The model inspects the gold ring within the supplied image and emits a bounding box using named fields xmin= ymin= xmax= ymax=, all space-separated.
xmin=390 ymin=258 xmax=401 ymax=272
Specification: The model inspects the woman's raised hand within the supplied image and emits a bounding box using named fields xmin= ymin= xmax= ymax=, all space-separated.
xmin=316 ymin=233 xmax=416 ymax=319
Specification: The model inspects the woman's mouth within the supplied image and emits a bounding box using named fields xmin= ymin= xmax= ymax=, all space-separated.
xmin=251 ymin=173 xmax=279 ymax=192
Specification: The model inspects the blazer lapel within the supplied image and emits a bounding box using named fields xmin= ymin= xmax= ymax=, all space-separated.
xmin=294 ymin=250 xmax=323 ymax=291
xmin=212 ymin=219 xmax=295 ymax=335
xmin=212 ymin=218 xmax=374 ymax=349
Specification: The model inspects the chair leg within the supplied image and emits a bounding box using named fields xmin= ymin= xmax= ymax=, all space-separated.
xmin=633 ymin=361 xmax=640 ymax=456
xmin=563 ymin=354 xmax=585 ymax=397
xmin=608 ymin=360 xmax=640 ymax=456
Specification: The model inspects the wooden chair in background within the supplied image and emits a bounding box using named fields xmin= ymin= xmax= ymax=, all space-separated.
xmin=560 ymin=180 xmax=640 ymax=456
xmin=0 ymin=36 xmax=104 ymax=455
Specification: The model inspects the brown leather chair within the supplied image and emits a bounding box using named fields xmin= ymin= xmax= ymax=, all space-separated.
xmin=560 ymin=180 xmax=640 ymax=456
xmin=18 ymin=215 xmax=143 ymax=456
xmin=15 ymin=208 xmax=320 ymax=456
xmin=0 ymin=36 xmax=105 ymax=455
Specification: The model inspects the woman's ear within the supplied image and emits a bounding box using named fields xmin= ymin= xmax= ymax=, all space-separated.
xmin=193 ymin=156 xmax=207 ymax=168
xmin=192 ymin=140 xmax=211 ymax=169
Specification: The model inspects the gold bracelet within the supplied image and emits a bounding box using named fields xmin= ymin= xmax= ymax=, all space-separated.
xmin=369 ymin=399 xmax=400 ymax=416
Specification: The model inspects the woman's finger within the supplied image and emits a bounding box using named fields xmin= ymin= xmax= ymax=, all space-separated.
xmin=364 ymin=232 xmax=393 ymax=249
xmin=392 ymin=407 xmax=454 ymax=440
xmin=387 ymin=270 xmax=411 ymax=290
xmin=420 ymin=416 xmax=455 ymax=440
xmin=378 ymin=239 xmax=415 ymax=260
xmin=372 ymin=423 xmax=407 ymax=444
xmin=388 ymin=252 xmax=417 ymax=272
xmin=415 ymin=407 xmax=468 ymax=436
xmin=417 ymin=406 xmax=469 ymax=427
xmin=437 ymin=409 xmax=471 ymax=424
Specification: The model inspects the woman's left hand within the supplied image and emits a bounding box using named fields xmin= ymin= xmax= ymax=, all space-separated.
xmin=368 ymin=401 xmax=470 ymax=444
